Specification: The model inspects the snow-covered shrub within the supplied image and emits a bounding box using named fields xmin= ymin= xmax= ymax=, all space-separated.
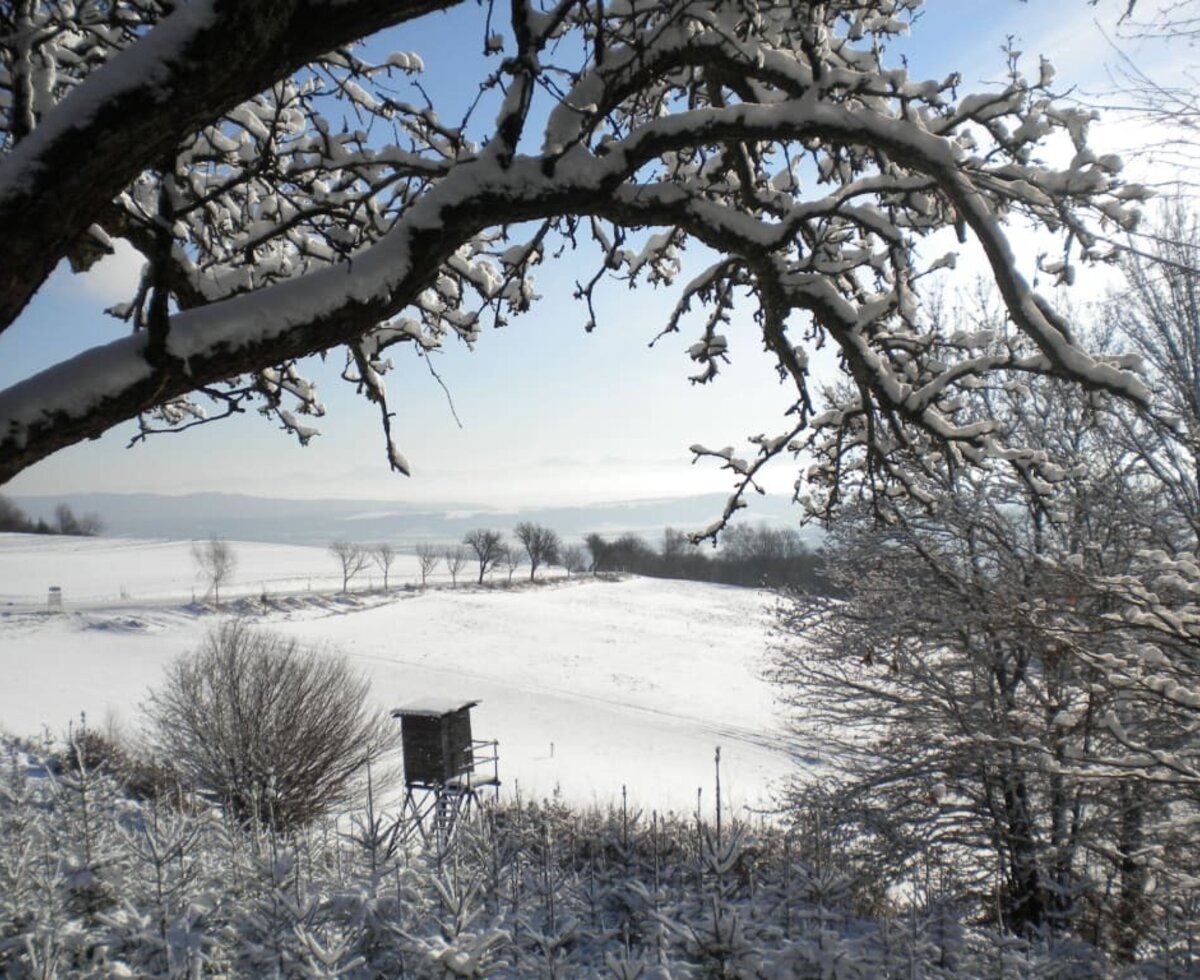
xmin=143 ymin=619 xmax=400 ymax=832
xmin=0 ymin=742 xmax=1186 ymax=976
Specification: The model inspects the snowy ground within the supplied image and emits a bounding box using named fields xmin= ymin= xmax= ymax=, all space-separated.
xmin=0 ymin=533 xmax=816 ymax=816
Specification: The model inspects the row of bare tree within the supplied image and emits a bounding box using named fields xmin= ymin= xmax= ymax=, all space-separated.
xmin=336 ymin=521 xmax=828 ymax=594
xmin=197 ymin=519 xmax=828 ymax=603
xmin=326 ymin=522 xmax=572 ymax=593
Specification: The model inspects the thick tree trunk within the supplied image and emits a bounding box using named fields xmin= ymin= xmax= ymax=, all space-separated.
xmin=1114 ymin=780 xmax=1149 ymax=962
xmin=1002 ymin=770 xmax=1049 ymax=936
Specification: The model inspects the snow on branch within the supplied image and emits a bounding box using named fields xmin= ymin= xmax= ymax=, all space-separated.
xmin=0 ymin=0 xmax=1156 ymax=524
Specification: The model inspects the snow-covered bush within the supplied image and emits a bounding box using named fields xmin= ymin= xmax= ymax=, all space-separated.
xmin=143 ymin=620 xmax=400 ymax=832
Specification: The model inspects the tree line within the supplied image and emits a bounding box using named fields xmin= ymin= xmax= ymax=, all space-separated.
xmin=0 ymin=496 xmax=103 ymax=536
xmin=319 ymin=521 xmax=827 ymax=594
xmin=195 ymin=519 xmax=824 ymax=606
xmin=584 ymin=524 xmax=831 ymax=592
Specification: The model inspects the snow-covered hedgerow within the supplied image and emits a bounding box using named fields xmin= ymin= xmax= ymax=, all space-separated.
xmin=0 ymin=739 xmax=1177 ymax=977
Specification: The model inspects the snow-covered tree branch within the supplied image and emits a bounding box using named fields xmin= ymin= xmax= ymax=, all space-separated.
xmin=0 ymin=0 xmax=1150 ymax=517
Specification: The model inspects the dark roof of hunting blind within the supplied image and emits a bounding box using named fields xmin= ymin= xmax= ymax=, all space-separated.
xmin=391 ymin=698 xmax=479 ymax=719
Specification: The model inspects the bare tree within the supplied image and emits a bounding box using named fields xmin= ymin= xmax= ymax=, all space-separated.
xmin=74 ymin=511 xmax=104 ymax=536
xmin=463 ymin=529 xmax=504 ymax=585
xmin=143 ymin=620 xmax=399 ymax=831
xmin=0 ymin=495 xmax=30 ymax=532
xmin=514 ymin=522 xmax=560 ymax=582
xmin=53 ymin=503 xmax=102 ymax=536
xmin=442 ymin=546 xmax=466 ymax=588
xmin=584 ymin=534 xmax=608 ymax=576
xmin=330 ymin=540 xmax=368 ymax=594
xmin=1107 ymin=203 xmax=1200 ymax=531
xmin=414 ymin=542 xmax=440 ymax=587
xmin=371 ymin=542 xmax=398 ymax=591
xmin=0 ymin=1 xmax=1150 ymax=536
xmin=191 ymin=535 xmax=236 ymax=607
xmin=771 ymin=485 xmax=1141 ymax=941
xmin=560 ymin=545 xmax=587 ymax=579
xmin=771 ymin=286 xmax=1200 ymax=954
xmin=54 ymin=503 xmax=78 ymax=535
xmin=1098 ymin=0 xmax=1200 ymax=181
xmin=608 ymin=533 xmax=653 ymax=574
xmin=501 ymin=545 xmax=524 ymax=585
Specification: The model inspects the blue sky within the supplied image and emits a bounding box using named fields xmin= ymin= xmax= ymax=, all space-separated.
xmin=1 ymin=0 xmax=1184 ymax=509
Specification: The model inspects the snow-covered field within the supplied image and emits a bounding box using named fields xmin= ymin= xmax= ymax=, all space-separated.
xmin=0 ymin=533 xmax=811 ymax=815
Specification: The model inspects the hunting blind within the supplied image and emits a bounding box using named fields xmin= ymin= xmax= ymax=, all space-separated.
xmin=391 ymin=698 xmax=499 ymax=850
xmin=394 ymin=697 xmax=478 ymax=786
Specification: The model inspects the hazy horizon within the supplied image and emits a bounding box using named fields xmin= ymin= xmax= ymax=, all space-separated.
xmin=7 ymin=487 xmax=815 ymax=548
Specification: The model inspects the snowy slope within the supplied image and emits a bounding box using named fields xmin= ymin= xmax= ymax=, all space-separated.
xmin=0 ymin=531 xmax=398 ymax=605
xmin=0 ymin=534 xmax=813 ymax=814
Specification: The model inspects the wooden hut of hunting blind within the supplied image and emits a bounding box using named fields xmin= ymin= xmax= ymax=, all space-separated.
xmin=391 ymin=698 xmax=499 ymax=850
xmin=392 ymin=698 xmax=480 ymax=786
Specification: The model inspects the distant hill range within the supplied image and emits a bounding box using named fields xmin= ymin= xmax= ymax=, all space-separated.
xmin=11 ymin=491 xmax=813 ymax=548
